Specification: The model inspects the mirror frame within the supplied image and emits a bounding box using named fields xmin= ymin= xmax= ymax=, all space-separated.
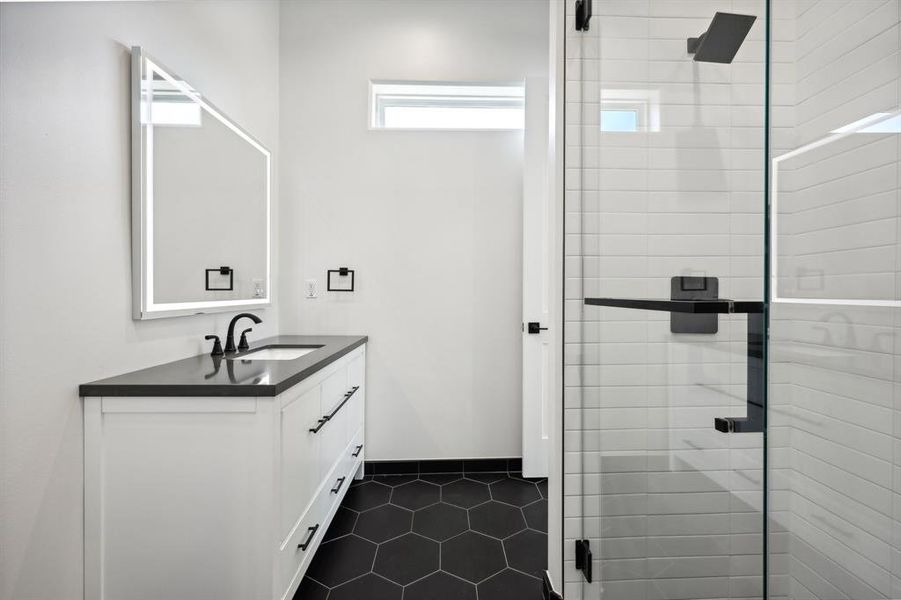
xmin=131 ymin=46 xmax=271 ymax=320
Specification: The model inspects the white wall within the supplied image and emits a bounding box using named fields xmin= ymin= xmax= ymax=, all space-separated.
xmin=278 ymin=0 xmax=549 ymax=460
xmin=0 ymin=3 xmax=280 ymax=599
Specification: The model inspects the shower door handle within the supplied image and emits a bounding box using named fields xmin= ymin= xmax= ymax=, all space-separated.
xmin=583 ymin=297 xmax=766 ymax=434
xmin=714 ymin=311 xmax=765 ymax=433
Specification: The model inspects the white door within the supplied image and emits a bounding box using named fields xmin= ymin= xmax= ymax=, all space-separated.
xmin=522 ymin=76 xmax=552 ymax=478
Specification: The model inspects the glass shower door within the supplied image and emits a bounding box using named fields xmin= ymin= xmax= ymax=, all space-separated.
xmin=564 ymin=1 xmax=769 ymax=599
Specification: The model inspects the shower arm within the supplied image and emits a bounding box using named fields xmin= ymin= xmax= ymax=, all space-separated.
xmin=584 ymin=297 xmax=766 ymax=434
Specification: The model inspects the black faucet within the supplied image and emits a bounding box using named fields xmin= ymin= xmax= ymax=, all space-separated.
xmin=238 ymin=328 xmax=253 ymax=351
xmin=225 ymin=313 xmax=262 ymax=354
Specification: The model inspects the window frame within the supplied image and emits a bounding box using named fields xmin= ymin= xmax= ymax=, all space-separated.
xmin=369 ymin=80 xmax=526 ymax=132
xmin=599 ymin=89 xmax=661 ymax=133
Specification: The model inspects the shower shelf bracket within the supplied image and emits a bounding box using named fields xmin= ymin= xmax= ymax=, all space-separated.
xmin=584 ymin=297 xmax=766 ymax=433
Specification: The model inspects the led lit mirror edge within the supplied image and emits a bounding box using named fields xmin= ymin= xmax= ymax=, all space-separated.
xmin=130 ymin=46 xmax=272 ymax=320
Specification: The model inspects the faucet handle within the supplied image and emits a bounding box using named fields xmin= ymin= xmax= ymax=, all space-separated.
xmin=205 ymin=335 xmax=224 ymax=357
xmin=238 ymin=328 xmax=253 ymax=352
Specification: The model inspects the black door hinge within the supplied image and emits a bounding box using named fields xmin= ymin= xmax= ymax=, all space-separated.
xmin=575 ymin=539 xmax=592 ymax=583
xmin=575 ymin=0 xmax=592 ymax=31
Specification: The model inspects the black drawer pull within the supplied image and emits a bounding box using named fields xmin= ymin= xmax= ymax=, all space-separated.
xmin=309 ymin=417 xmax=328 ymax=434
xmin=310 ymin=386 xmax=361 ymax=434
xmin=327 ymin=386 xmax=359 ymax=420
xmin=352 ymin=444 xmax=364 ymax=457
xmin=298 ymin=524 xmax=319 ymax=551
xmin=331 ymin=477 xmax=346 ymax=494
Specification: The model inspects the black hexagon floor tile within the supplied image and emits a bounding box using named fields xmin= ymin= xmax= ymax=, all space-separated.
xmin=522 ymin=499 xmax=547 ymax=533
xmin=462 ymin=472 xmax=507 ymax=484
xmin=469 ymin=501 xmax=526 ymax=539
xmin=323 ymin=506 xmax=358 ymax=542
xmin=490 ymin=477 xmax=541 ymax=506
xmin=477 ymin=569 xmax=543 ymax=600
xmin=442 ymin=479 xmax=490 ymax=508
xmin=441 ymin=531 xmax=506 ymax=584
xmin=504 ymin=529 xmax=547 ymax=579
xmin=372 ymin=474 xmax=417 ymax=487
xmin=420 ymin=473 xmax=463 ymax=485
xmin=413 ymin=502 xmax=468 ymax=542
xmin=373 ymin=533 xmax=439 ymax=585
xmin=328 ymin=573 xmax=402 ymax=600
xmin=292 ymin=577 xmax=328 ymax=600
xmin=404 ymin=571 xmax=476 ymax=600
xmin=354 ymin=504 xmax=412 ymax=543
xmin=315 ymin=466 xmax=547 ymax=600
xmin=305 ymin=534 xmax=376 ymax=587
xmin=391 ymin=480 xmax=440 ymax=510
xmin=342 ymin=481 xmax=391 ymax=512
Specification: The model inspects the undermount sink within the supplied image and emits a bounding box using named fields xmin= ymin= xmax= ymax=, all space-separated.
xmin=237 ymin=345 xmax=323 ymax=361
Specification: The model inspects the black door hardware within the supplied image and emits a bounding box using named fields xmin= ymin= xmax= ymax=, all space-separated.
xmin=527 ymin=322 xmax=548 ymax=334
xmin=671 ymin=276 xmax=719 ymax=334
xmin=298 ymin=524 xmax=319 ymax=551
xmin=714 ymin=311 xmax=765 ymax=434
xmin=331 ymin=477 xmax=346 ymax=494
xmin=575 ymin=539 xmax=592 ymax=582
xmin=309 ymin=417 xmax=329 ymax=434
xmin=205 ymin=335 xmax=224 ymax=357
xmin=575 ymin=0 xmax=591 ymax=31
xmin=352 ymin=444 xmax=364 ymax=457
xmin=585 ymin=297 xmax=766 ymax=433
xmin=309 ymin=387 xmax=360 ymax=434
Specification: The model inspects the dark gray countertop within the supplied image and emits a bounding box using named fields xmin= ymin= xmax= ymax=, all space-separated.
xmin=79 ymin=335 xmax=367 ymax=397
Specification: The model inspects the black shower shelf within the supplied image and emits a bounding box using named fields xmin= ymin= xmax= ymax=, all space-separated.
xmin=584 ymin=297 xmax=765 ymax=314
xmin=583 ymin=296 xmax=767 ymax=434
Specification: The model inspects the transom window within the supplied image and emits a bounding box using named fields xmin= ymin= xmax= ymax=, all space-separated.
xmin=370 ymin=81 xmax=525 ymax=130
xmin=600 ymin=89 xmax=660 ymax=132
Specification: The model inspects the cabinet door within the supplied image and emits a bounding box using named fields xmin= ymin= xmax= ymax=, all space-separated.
xmin=346 ymin=351 xmax=365 ymax=437
xmin=318 ymin=367 xmax=349 ymax=479
xmin=280 ymin=386 xmax=321 ymax=539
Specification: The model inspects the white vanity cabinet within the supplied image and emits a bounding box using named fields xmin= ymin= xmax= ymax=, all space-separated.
xmin=83 ymin=344 xmax=366 ymax=600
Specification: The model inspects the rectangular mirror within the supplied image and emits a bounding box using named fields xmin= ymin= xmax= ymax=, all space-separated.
xmin=131 ymin=47 xmax=270 ymax=319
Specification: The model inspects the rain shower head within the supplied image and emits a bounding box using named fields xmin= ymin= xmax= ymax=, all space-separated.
xmin=687 ymin=12 xmax=757 ymax=64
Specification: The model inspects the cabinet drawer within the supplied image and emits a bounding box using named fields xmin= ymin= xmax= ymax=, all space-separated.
xmin=279 ymin=436 xmax=361 ymax=598
xmin=318 ymin=368 xmax=348 ymax=478
xmin=320 ymin=368 xmax=348 ymax=416
xmin=279 ymin=485 xmax=330 ymax=597
xmin=346 ymin=428 xmax=364 ymax=476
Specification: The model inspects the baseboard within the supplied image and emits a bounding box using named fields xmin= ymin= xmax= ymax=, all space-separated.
xmin=364 ymin=457 xmax=523 ymax=476
xmin=542 ymin=570 xmax=563 ymax=599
